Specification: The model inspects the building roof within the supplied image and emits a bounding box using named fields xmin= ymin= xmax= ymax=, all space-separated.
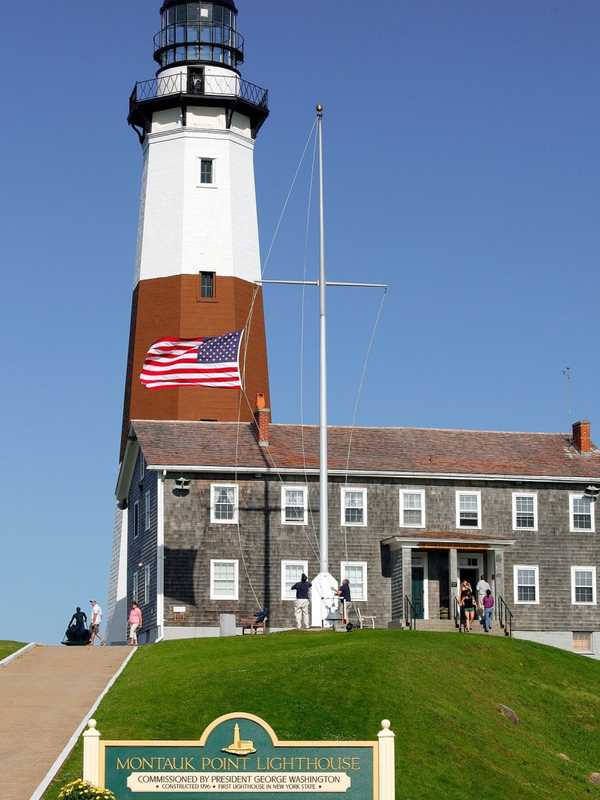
xmin=383 ymin=531 xmax=516 ymax=548
xmin=129 ymin=420 xmax=600 ymax=480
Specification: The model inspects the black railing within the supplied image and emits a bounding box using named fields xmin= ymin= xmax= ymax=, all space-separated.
xmin=453 ymin=596 xmax=463 ymax=632
xmin=404 ymin=596 xmax=417 ymax=631
xmin=497 ymin=595 xmax=513 ymax=637
xmin=131 ymin=72 xmax=269 ymax=110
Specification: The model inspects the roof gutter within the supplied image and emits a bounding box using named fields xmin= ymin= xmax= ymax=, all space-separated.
xmin=146 ymin=464 xmax=600 ymax=485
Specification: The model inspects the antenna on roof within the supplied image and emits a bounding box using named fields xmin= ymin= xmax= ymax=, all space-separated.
xmin=561 ymin=366 xmax=573 ymax=424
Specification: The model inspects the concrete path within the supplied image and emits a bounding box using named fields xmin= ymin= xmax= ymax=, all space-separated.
xmin=0 ymin=644 xmax=130 ymax=800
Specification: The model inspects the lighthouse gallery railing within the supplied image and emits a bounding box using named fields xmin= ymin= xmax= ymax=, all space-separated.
xmin=131 ymin=72 xmax=269 ymax=110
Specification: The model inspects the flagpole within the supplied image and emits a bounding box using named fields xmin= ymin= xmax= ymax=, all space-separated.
xmin=317 ymin=103 xmax=328 ymax=575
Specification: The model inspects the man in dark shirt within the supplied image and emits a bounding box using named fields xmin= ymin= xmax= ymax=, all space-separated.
xmin=291 ymin=574 xmax=312 ymax=630
xmin=337 ymin=579 xmax=352 ymax=623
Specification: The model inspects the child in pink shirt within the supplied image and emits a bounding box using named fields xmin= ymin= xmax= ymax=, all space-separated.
xmin=128 ymin=602 xmax=143 ymax=646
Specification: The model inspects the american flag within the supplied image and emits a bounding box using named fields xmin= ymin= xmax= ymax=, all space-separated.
xmin=140 ymin=330 xmax=244 ymax=390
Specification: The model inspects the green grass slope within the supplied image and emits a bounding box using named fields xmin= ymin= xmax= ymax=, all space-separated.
xmin=43 ymin=631 xmax=600 ymax=799
xmin=0 ymin=640 xmax=25 ymax=660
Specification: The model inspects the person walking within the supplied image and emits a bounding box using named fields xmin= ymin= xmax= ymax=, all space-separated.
xmin=460 ymin=583 xmax=476 ymax=632
xmin=89 ymin=600 xmax=106 ymax=646
xmin=337 ymin=578 xmax=352 ymax=624
xmin=482 ymin=589 xmax=495 ymax=633
xmin=291 ymin=574 xmax=311 ymax=630
xmin=476 ymin=574 xmax=491 ymax=616
xmin=128 ymin=601 xmax=143 ymax=646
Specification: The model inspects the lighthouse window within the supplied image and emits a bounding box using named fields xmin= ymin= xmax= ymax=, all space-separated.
xmin=176 ymin=5 xmax=187 ymax=24
xmin=200 ymin=272 xmax=215 ymax=299
xmin=200 ymin=158 xmax=214 ymax=185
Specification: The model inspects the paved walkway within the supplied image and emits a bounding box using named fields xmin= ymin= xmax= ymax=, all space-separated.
xmin=0 ymin=644 xmax=130 ymax=800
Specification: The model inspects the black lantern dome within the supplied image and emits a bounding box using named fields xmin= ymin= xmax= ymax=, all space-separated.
xmin=155 ymin=1 xmax=244 ymax=72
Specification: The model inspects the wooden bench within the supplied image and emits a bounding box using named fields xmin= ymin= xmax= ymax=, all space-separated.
xmin=240 ymin=616 xmax=268 ymax=635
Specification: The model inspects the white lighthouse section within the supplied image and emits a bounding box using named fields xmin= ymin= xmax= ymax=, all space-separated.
xmin=134 ymin=68 xmax=261 ymax=287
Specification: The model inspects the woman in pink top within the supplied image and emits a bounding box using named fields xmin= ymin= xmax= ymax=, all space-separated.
xmin=128 ymin=602 xmax=143 ymax=646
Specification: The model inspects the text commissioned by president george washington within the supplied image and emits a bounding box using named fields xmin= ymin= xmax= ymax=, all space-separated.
xmin=99 ymin=714 xmax=379 ymax=797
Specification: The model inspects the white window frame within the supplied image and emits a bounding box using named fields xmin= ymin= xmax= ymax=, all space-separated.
xmin=512 ymin=492 xmax=538 ymax=532
xmin=133 ymin=501 xmax=140 ymax=539
xmin=569 ymin=493 xmax=595 ymax=533
xmin=197 ymin=157 xmax=217 ymax=188
xmin=340 ymin=561 xmax=368 ymax=602
xmin=399 ymin=489 xmax=426 ymax=528
xmin=210 ymin=559 xmax=239 ymax=601
xmin=455 ymin=490 xmax=481 ymax=530
xmin=144 ymin=490 xmax=151 ymax=532
xmin=280 ymin=560 xmax=309 ymax=601
xmin=573 ymin=631 xmax=593 ymax=653
xmin=571 ymin=566 xmax=597 ymax=606
xmin=144 ymin=564 xmax=151 ymax=606
xmin=340 ymin=487 xmax=368 ymax=527
xmin=132 ymin=570 xmax=139 ymax=603
xmin=281 ymin=486 xmax=308 ymax=526
xmin=210 ymin=484 xmax=239 ymax=525
xmin=513 ymin=565 xmax=540 ymax=605
xmin=139 ymin=455 xmax=145 ymax=481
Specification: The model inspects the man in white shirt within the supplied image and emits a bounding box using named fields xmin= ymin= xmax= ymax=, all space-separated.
xmin=89 ymin=600 xmax=106 ymax=646
xmin=476 ymin=576 xmax=491 ymax=614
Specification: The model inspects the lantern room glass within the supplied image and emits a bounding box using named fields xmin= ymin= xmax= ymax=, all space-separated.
xmin=156 ymin=2 xmax=241 ymax=70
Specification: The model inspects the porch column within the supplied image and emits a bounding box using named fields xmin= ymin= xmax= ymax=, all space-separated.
xmin=401 ymin=546 xmax=413 ymax=620
xmin=493 ymin=549 xmax=505 ymax=602
xmin=448 ymin=548 xmax=458 ymax=616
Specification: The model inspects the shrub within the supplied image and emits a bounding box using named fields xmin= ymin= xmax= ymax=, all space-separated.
xmin=58 ymin=779 xmax=116 ymax=800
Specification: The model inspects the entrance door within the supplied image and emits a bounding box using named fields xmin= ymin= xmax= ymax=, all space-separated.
xmin=459 ymin=568 xmax=478 ymax=595
xmin=411 ymin=566 xmax=425 ymax=619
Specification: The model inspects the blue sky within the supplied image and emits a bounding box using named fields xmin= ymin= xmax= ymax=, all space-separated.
xmin=1 ymin=1 xmax=598 ymax=643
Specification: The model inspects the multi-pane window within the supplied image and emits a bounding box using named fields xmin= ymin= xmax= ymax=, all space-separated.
xmin=571 ymin=567 xmax=596 ymax=605
xmin=200 ymin=271 xmax=215 ymax=298
xmin=200 ymin=158 xmax=214 ymax=185
xmin=210 ymin=484 xmax=238 ymax=524
xmin=341 ymin=488 xmax=367 ymax=526
xmin=132 ymin=571 xmax=139 ymax=603
xmin=133 ymin=501 xmax=140 ymax=539
xmin=400 ymin=490 xmax=425 ymax=528
xmin=570 ymin=494 xmax=594 ymax=532
xmin=573 ymin=632 xmax=593 ymax=653
xmin=281 ymin=486 xmax=308 ymax=525
xmin=144 ymin=564 xmax=151 ymax=606
xmin=340 ymin=562 xmax=368 ymax=601
xmin=281 ymin=561 xmax=308 ymax=600
xmin=144 ymin=490 xmax=151 ymax=532
xmin=210 ymin=560 xmax=239 ymax=600
xmin=456 ymin=491 xmax=481 ymax=528
xmin=514 ymin=565 xmax=539 ymax=604
xmin=512 ymin=493 xmax=537 ymax=530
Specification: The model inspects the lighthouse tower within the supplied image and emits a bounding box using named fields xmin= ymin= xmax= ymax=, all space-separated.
xmin=122 ymin=0 xmax=270 ymax=444
xmin=107 ymin=0 xmax=271 ymax=641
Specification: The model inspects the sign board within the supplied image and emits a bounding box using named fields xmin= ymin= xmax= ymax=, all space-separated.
xmin=83 ymin=713 xmax=395 ymax=799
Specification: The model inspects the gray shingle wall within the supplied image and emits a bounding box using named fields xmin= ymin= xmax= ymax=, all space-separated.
xmin=127 ymin=455 xmax=158 ymax=636
xmin=153 ymin=469 xmax=600 ymax=633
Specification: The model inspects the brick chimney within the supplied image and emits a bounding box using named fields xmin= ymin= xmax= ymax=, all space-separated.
xmin=255 ymin=393 xmax=270 ymax=448
xmin=572 ymin=420 xmax=592 ymax=454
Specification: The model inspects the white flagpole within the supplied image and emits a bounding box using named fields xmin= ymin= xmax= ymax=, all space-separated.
xmin=317 ymin=104 xmax=328 ymax=575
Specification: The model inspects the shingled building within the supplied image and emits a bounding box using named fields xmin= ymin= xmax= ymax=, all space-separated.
xmin=114 ymin=414 xmax=600 ymax=658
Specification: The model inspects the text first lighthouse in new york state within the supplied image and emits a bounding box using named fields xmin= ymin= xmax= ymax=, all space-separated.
xmin=107 ymin=0 xmax=272 ymax=640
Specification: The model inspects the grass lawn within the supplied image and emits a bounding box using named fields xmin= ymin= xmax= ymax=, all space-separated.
xmin=42 ymin=630 xmax=600 ymax=799
xmin=0 ymin=640 xmax=25 ymax=661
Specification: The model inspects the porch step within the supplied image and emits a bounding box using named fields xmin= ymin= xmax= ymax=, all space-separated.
xmin=413 ymin=619 xmax=507 ymax=637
